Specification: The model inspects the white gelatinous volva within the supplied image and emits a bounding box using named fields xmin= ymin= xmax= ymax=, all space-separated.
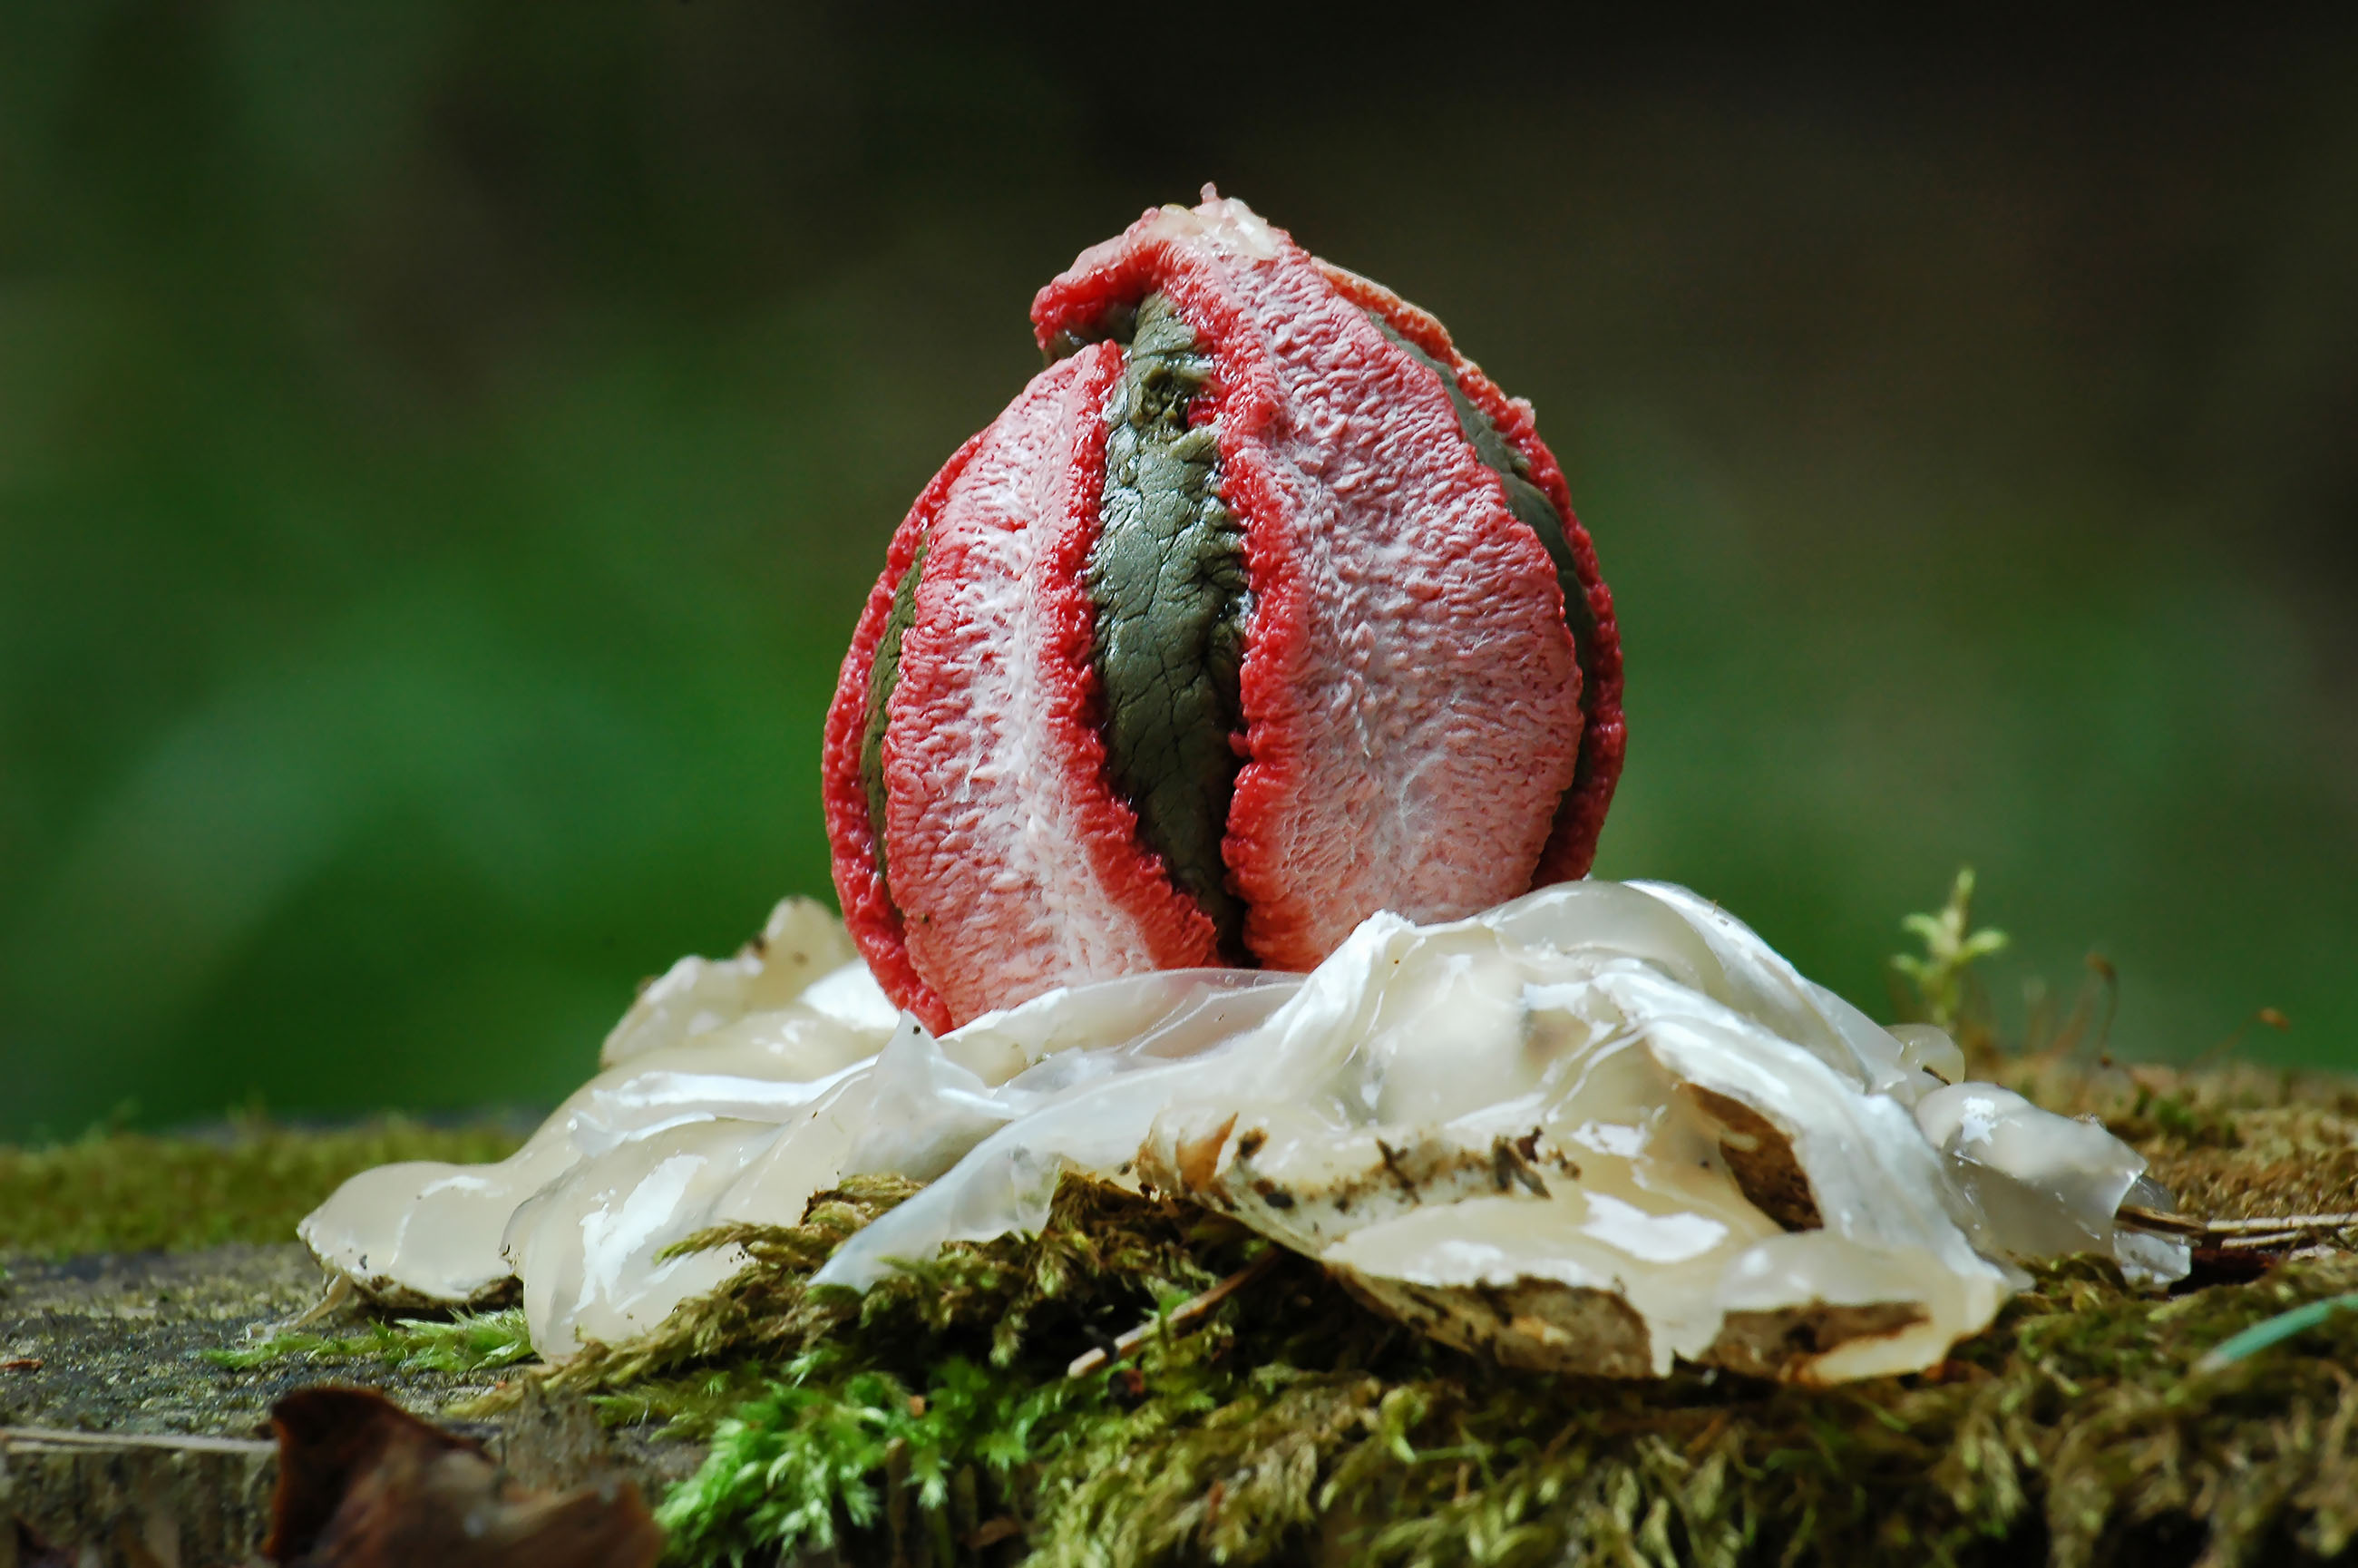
xmin=299 ymin=882 xmax=2186 ymax=1379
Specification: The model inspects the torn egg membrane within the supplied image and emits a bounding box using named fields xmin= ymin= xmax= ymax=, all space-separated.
xmin=304 ymin=881 xmax=2182 ymax=1378
xmin=298 ymin=894 xmax=1301 ymax=1357
xmin=501 ymin=968 xmax=1297 ymax=1354
xmin=297 ymin=900 xmax=900 ymax=1314
xmin=596 ymin=896 xmax=867 ymax=1068
xmin=820 ymin=880 xmax=2187 ymax=1383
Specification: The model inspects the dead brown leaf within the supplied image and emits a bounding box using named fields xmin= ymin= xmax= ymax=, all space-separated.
xmin=262 ymin=1386 xmax=662 ymax=1568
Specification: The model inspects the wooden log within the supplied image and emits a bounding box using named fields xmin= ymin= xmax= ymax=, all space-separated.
xmin=0 ymin=1243 xmax=697 ymax=1566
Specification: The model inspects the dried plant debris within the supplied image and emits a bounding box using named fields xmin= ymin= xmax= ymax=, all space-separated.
xmin=261 ymin=1386 xmax=660 ymax=1568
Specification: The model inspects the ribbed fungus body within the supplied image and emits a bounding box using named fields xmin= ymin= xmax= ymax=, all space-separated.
xmin=823 ymin=191 xmax=1623 ymax=1031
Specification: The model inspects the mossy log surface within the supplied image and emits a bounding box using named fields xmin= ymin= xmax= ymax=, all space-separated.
xmin=8 ymin=1060 xmax=2358 ymax=1568
xmin=0 ymin=1121 xmax=701 ymax=1565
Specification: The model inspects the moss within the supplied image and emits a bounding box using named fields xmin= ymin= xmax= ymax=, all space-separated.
xmin=0 ymin=1115 xmax=522 ymax=1257
xmin=476 ymin=1168 xmax=2358 ymax=1568
xmin=526 ymin=1174 xmax=1255 ymax=1410
xmin=654 ymin=1357 xmax=1105 ymax=1562
xmin=201 ymin=1307 xmax=534 ymax=1376
xmin=0 ymin=1242 xmax=511 ymax=1441
xmin=541 ymin=872 xmax=2358 ymax=1564
xmin=91 ymin=872 xmax=2358 ymax=1563
xmin=60 ymin=1107 xmax=2342 ymax=1565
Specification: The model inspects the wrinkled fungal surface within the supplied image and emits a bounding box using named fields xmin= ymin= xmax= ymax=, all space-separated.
xmin=1086 ymin=291 xmax=1251 ymax=956
xmin=302 ymin=883 xmax=2184 ymax=1379
xmin=822 ymin=191 xmax=1625 ymax=1033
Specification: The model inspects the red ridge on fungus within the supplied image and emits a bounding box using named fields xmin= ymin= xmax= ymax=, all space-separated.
xmin=1035 ymin=197 xmax=1582 ymax=969
xmin=1037 ymin=366 xmax=1227 ymax=974
xmin=821 ymin=434 xmax=976 ymax=1033
xmin=1313 ymin=261 xmax=1626 ymax=885
xmin=824 ymin=193 xmax=1625 ymax=1027
xmin=882 ymin=346 xmax=1219 ymax=1027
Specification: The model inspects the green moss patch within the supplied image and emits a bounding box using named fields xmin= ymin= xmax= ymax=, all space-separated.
xmin=459 ymin=1164 xmax=2358 ymax=1568
xmin=203 ymin=1307 xmax=535 ymax=1377
xmin=0 ymin=1115 xmax=521 ymax=1257
xmin=122 ymin=878 xmax=2358 ymax=1563
xmin=544 ymin=875 xmax=2358 ymax=1564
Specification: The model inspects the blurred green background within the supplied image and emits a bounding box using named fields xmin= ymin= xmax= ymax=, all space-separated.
xmin=3 ymin=8 xmax=2353 ymax=1139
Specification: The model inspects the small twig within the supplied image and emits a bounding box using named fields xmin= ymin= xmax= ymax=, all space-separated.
xmin=2217 ymin=1232 xmax=2305 ymax=1252
xmin=2117 ymin=1203 xmax=2358 ymax=1240
xmin=1 ymin=1427 xmax=275 ymax=1457
xmin=1067 ymin=1251 xmax=1281 ymax=1380
xmin=2113 ymin=1204 xmax=2207 ymax=1236
xmin=2203 ymin=1213 xmax=2358 ymax=1234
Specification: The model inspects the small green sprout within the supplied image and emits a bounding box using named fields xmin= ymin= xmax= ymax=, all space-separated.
xmin=1894 ymin=867 xmax=2011 ymax=1032
xmin=2195 ymin=1292 xmax=2358 ymax=1375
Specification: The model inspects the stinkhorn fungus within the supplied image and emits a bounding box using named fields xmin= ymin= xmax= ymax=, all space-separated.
xmin=823 ymin=190 xmax=1624 ymax=1031
xmin=299 ymin=195 xmax=2192 ymax=1386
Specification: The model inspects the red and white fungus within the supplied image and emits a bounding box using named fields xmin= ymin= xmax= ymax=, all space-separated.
xmin=823 ymin=192 xmax=1625 ymax=1031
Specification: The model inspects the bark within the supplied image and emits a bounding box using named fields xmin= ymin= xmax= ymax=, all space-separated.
xmin=0 ymin=1245 xmax=697 ymax=1568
